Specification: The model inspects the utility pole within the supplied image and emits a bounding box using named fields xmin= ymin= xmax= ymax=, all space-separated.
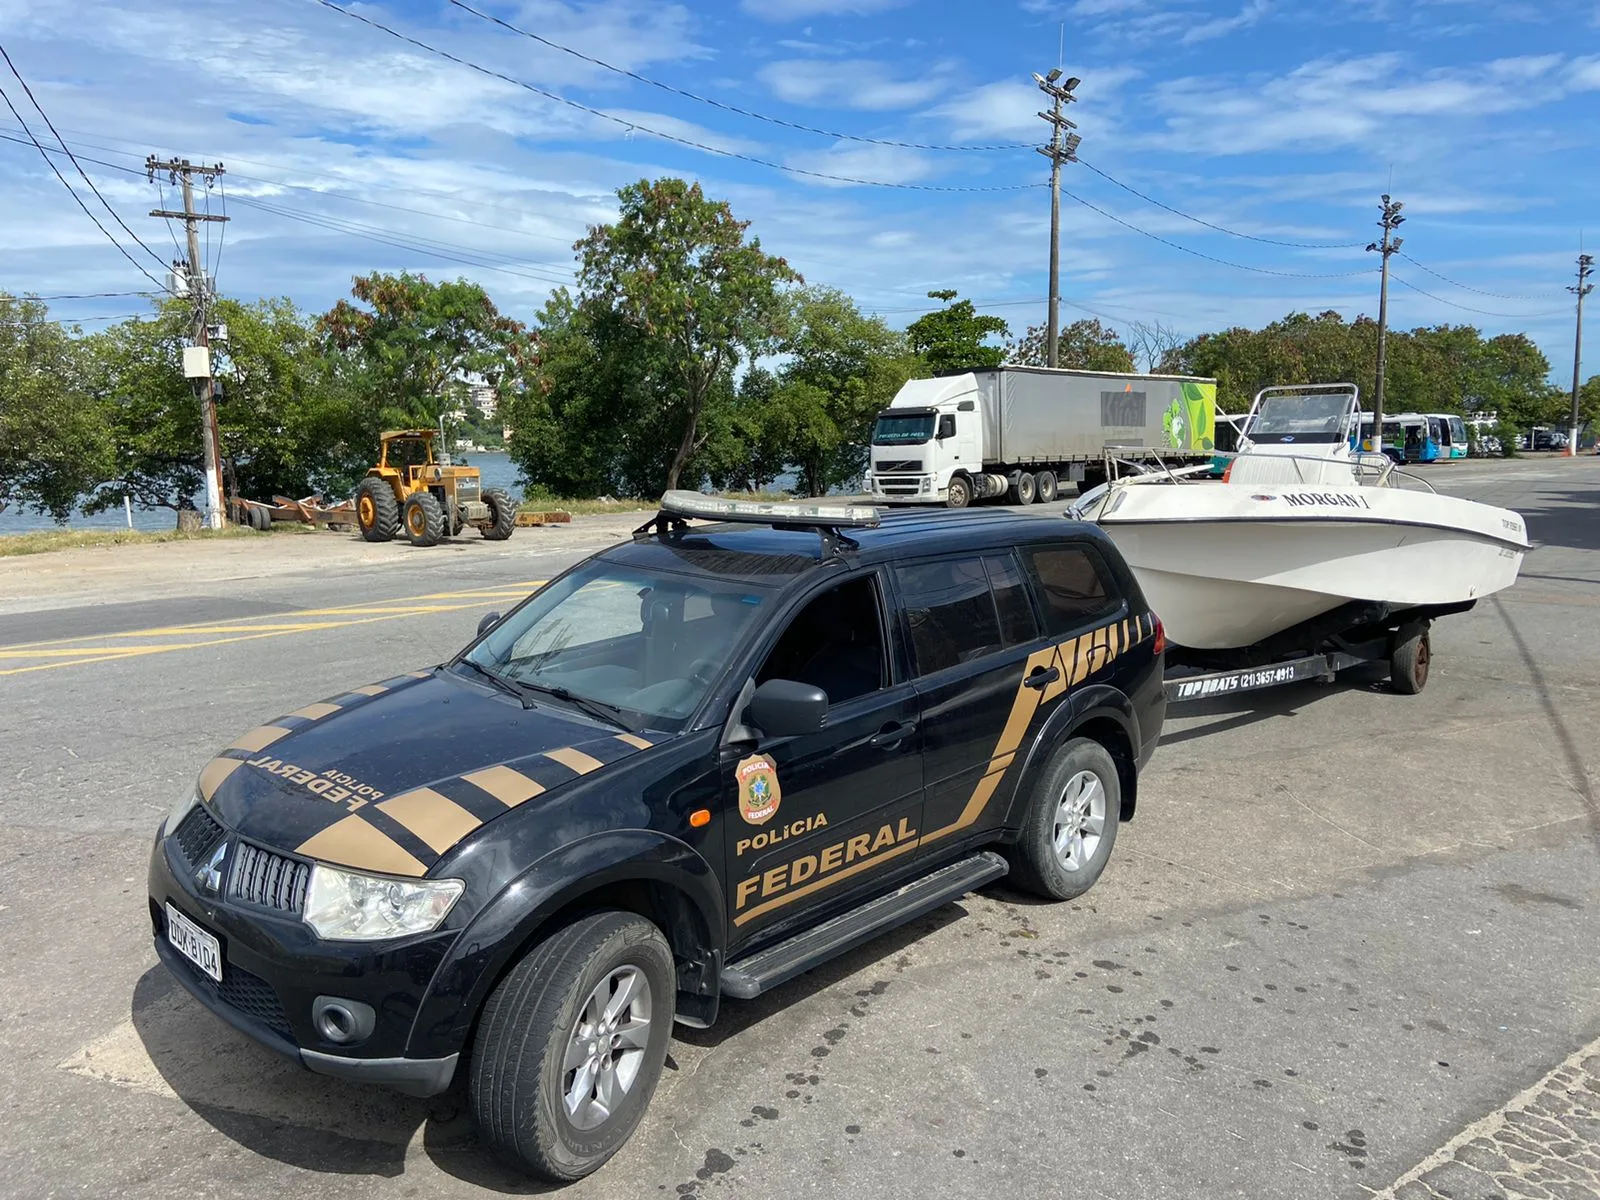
xmin=1034 ymin=70 xmax=1081 ymax=369
xmin=148 ymin=156 xmax=228 ymax=529
xmin=1364 ymin=194 xmax=1404 ymax=454
xmin=1568 ymin=252 xmax=1594 ymax=456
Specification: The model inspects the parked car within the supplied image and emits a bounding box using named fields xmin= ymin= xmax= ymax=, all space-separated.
xmin=148 ymin=491 xmax=1167 ymax=1182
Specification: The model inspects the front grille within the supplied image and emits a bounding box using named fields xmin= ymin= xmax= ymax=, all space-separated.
xmin=217 ymin=966 xmax=293 ymax=1039
xmin=456 ymin=478 xmax=480 ymax=501
xmin=173 ymin=804 xmax=225 ymax=866
xmin=875 ymin=460 xmax=922 ymax=472
xmin=880 ymin=483 xmax=923 ymax=496
xmin=230 ymin=842 xmax=312 ymax=916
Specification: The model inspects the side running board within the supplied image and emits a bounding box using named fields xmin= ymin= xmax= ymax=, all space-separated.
xmin=720 ymin=851 xmax=1009 ymax=1000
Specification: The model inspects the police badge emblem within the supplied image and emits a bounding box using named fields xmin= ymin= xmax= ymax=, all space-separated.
xmin=735 ymin=753 xmax=782 ymax=825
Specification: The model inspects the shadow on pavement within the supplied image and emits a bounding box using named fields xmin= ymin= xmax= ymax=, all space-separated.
xmin=1514 ymin=486 xmax=1600 ymax=554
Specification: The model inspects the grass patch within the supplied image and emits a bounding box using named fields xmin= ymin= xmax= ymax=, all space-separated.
xmin=0 ymin=523 xmax=312 ymax=558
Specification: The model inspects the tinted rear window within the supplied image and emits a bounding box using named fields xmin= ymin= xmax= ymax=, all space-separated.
xmin=897 ymin=557 xmax=1003 ymax=675
xmin=1021 ymin=544 xmax=1121 ymax=634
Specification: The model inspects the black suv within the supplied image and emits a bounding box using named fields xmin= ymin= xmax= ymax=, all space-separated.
xmin=148 ymin=492 xmax=1166 ymax=1182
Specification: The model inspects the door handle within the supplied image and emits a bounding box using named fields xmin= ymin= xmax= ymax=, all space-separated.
xmin=868 ymin=721 xmax=916 ymax=750
xmin=1024 ymin=665 xmax=1061 ymax=691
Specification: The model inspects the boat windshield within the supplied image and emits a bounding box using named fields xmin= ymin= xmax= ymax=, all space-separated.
xmin=461 ymin=561 xmax=773 ymax=730
xmin=873 ymin=413 xmax=936 ymax=445
xmin=1246 ymin=393 xmax=1352 ymax=444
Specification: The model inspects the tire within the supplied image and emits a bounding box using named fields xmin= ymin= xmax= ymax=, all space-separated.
xmin=250 ymin=506 xmax=270 ymax=532
xmin=355 ymin=478 xmax=399 ymax=543
xmin=1035 ymin=471 xmax=1058 ymax=504
xmin=482 ymin=488 xmax=516 ymax=540
xmin=403 ymin=492 xmax=445 ymax=547
xmin=1011 ymin=472 xmax=1037 ymax=505
xmin=945 ymin=475 xmax=971 ymax=509
xmin=469 ymin=912 xmax=675 ymax=1183
xmin=1006 ymin=737 xmax=1121 ymax=901
xmin=1390 ymin=623 xmax=1431 ymax=694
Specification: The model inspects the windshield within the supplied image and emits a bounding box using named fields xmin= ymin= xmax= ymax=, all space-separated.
xmin=873 ymin=414 xmax=936 ymax=445
xmin=1246 ymin=393 xmax=1352 ymax=444
xmin=462 ymin=561 xmax=772 ymax=730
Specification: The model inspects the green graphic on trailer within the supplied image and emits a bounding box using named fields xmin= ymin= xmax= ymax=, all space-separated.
xmin=1163 ymin=382 xmax=1217 ymax=451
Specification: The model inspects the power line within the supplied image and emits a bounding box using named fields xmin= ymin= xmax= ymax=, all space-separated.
xmin=14 ymin=290 xmax=158 ymax=300
xmin=0 ymin=42 xmax=170 ymax=273
xmin=1396 ymin=252 xmax=1562 ymax=302
xmin=446 ymin=0 xmax=1032 ymax=153
xmin=0 ymin=311 xmax=160 ymax=326
xmin=309 ymin=0 xmax=1042 ymax=193
xmin=1077 ymin=158 xmax=1365 ymax=249
xmin=1060 ymin=183 xmax=1376 ymax=279
xmin=1389 ymin=273 xmax=1570 ymax=319
xmin=0 ymin=91 xmax=169 ymax=294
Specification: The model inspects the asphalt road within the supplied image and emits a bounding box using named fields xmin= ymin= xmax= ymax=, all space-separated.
xmin=2 ymin=458 xmax=1597 ymax=1200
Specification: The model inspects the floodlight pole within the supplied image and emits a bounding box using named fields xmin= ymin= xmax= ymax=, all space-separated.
xmin=1569 ymin=253 xmax=1594 ymax=455
xmin=1036 ymin=71 xmax=1081 ymax=369
xmin=1365 ymin=195 xmax=1404 ymax=455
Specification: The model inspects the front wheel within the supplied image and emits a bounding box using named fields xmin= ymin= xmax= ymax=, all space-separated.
xmin=482 ymin=488 xmax=516 ymax=540
xmin=404 ymin=492 xmax=445 ymax=547
xmin=945 ymin=475 xmax=971 ymax=509
xmin=470 ymin=912 xmax=675 ymax=1183
xmin=1006 ymin=737 xmax=1121 ymax=901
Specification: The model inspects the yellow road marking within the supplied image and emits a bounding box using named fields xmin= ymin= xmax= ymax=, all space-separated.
xmin=0 ymin=581 xmax=548 ymax=677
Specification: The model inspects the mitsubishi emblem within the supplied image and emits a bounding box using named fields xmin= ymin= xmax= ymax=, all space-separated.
xmin=197 ymin=841 xmax=228 ymax=895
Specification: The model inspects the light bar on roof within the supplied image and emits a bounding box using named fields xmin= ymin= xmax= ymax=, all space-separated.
xmin=659 ymin=490 xmax=881 ymax=529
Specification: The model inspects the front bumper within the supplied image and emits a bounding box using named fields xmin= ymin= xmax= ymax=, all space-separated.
xmin=147 ymin=827 xmax=464 ymax=1097
xmin=867 ymin=472 xmax=939 ymax=501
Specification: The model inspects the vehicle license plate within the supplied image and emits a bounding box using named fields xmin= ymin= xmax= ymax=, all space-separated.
xmin=166 ymin=903 xmax=223 ymax=982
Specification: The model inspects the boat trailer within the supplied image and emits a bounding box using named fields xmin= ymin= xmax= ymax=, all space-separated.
xmin=1162 ymin=598 xmax=1477 ymax=703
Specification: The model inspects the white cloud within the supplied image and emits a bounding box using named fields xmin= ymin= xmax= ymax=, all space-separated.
xmin=1180 ymin=0 xmax=1270 ymax=44
xmin=758 ymin=59 xmax=953 ymax=110
xmin=927 ymin=67 xmax=1142 ymax=140
xmin=741 ymin=0 xmax=911 ymax=20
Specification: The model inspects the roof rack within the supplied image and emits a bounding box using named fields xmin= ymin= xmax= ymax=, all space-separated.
xmin=633 ymin=490 xmax=881 ymax=556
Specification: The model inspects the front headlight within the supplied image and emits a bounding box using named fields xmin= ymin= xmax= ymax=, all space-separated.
xmin=163 ymin=789 xmax=199 ymax=836
xmin=303 ymin=863 xmax=465 ymax=941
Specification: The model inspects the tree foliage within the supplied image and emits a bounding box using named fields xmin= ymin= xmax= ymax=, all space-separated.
xmin=906 ymin=290 xmax=1009 ymax=375
xmin=1008 ymin=317 xmax=1136 ymax=373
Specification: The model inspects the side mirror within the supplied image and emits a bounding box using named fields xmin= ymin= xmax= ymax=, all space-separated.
xmin=748 ymin=679 xmax=828 ymax=738
xmin=477 ymin=612 xmax=501 ymax=638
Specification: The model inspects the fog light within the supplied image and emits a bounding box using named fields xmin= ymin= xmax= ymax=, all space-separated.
xmin=312 ymin=996 xmax=375 ymax=1045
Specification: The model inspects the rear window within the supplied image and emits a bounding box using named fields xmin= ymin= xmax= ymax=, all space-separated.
xmin=1021 ymin=543 xmax=1121 ymax=635
xmin=896 ymin=553 xmax=1040 ymax=676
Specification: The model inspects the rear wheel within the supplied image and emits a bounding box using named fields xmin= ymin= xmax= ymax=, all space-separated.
xmin=469 ymin=912 xmax=675 ymax=1183
xmin=403 ymin=492 xmax=445 ymax=547
xmin=1034 ymin=470 xmax=1058 ymax=504
xmin=355 ymin=478 xmax=398 ymax=542
xmin=1011 ymin=472 xmax=1037 ymax=505
xmin=1007 ymin=738 xmax=1121 ymax=901
xmin=945 ymin=475 xmax=971 ymax=509
xmin=1390 ymin=623 xmax=1431 ymax=694
xmin=482 ymin=488 xmax=516 ymax=540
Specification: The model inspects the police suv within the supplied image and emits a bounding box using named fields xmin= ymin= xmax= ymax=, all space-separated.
xmin=149 ymin=492 xmax=1167 ymax=1181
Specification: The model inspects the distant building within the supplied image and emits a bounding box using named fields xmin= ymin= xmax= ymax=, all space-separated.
xmin=470 ymin=381 xmax=497 ymax=419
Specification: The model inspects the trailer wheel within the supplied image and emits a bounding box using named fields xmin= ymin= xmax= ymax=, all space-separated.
xmin=1035 ymin=471 xmax=1057 ymax=504
xmin=1011 ymin=472 xmax=1037 ymax=505
xmin=1390 ymin=624 xmax=1430 ymax=694
xmin=945 ymin=476 xmax=971 ymax=509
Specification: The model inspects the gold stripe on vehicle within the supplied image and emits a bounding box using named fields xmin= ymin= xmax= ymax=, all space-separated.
xmin=545 ymin=746 xmax=605 ymax=775
xmin=288 ymin=702 xmax=341 ymax=722
xmin=229 ymin=725 xmax=291 ymax=754
xmin=296 ymin=815 xmax=427 ymax=877
xmin=351 ymin=683 xmax=388 ymax=697
xmin=461 ymin=764 xmax=546 ymax=808
xmin=197 ymin=756 xmax=245 ymax=800
xmin=377 ymin=788 xmax=482 ymax=854
xmin=407 ymin=670 xmax=433 ymax=679
xmin=733 ymin=838 xmax=922 ymax=925
xmin=615 ymin=733 xmax=654 ymax=750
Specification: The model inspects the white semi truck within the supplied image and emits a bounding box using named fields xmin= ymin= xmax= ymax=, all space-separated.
xmin=864 ymin=365 xmax=1220 ymax=507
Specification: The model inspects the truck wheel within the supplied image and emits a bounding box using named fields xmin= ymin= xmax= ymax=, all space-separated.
xmin=945 ymin=476 xmax=972 ymax=509
xmin=355 ymin=478 xmax=398 ymax=542
xmin=1006 ymin=737 xmax=1121 ymax=901
xmin=1010 ymin=472 xmax=1036 ymax=505
xmin=403 ymin=492 xmax=445 ymax=547
xmin=482 ymin=488 xmax=516 ymax=540
xmin=469 ymin=912 xmax=675 ymax=1183
xmin=1390 ymin=623 xmax=1430 ymax=694
xmin=1035 ymin=471 xmax=1058 ymax=504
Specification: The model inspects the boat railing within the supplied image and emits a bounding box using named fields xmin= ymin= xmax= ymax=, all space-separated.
xmin=1098 ymin=445 xmax=1437 ymax=494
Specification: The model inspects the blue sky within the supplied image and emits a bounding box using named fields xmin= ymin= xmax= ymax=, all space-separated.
xmin=1 ymin=0 xmax=1596 ymax=374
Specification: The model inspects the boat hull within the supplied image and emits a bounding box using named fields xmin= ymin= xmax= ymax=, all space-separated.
xmin=1093 ymin=485 xmax=1527 ymax=650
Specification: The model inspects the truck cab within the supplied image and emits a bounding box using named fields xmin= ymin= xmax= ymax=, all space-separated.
xmin=865 ymin=376 xmax=983 ymax=504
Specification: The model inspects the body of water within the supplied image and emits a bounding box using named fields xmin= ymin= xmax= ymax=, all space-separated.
xmin=0 ymin=452 xmax=527 ymax=536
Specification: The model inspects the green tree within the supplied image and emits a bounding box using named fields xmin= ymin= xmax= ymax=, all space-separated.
xmin=318 ymin=271 xmax=535 ymax=431
xmin=0 ymin=294 xmax=113 ymax=521
xmin=1007 ymin=318 xmax=1136 ymax=373
xmin=575 ymin=178 xmax=798 ymax=491
xmin=905 ymin=290 xmax=1009 ymax=375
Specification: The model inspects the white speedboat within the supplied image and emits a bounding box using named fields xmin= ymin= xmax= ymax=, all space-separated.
xmin=1073 ymin=385 xmax=1528 ymax=651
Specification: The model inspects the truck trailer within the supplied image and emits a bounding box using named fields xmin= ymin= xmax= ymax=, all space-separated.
xmin=864 ymin=366 xmax=1220 ymax=507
